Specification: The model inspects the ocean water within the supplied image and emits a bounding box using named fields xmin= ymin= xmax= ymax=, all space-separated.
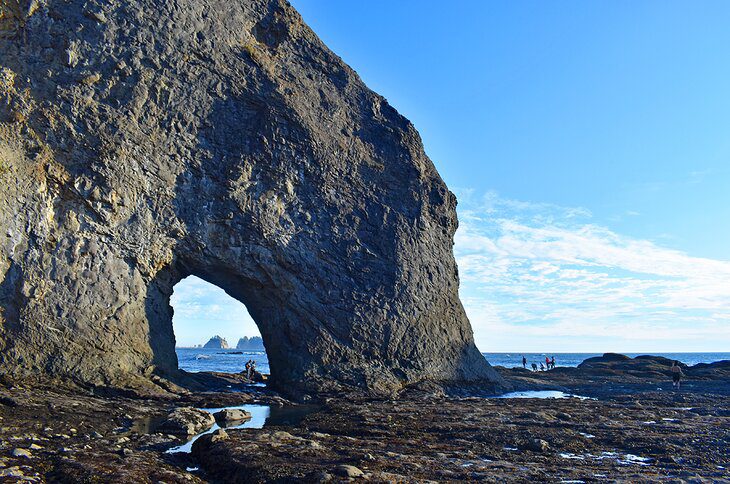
xmin=176 ymin=348 xmax=729 ymax=374
xmin=483 ymin=352 xmax=730 ymax=369
xmin=177 ymin=347 xmax=269 ymax=374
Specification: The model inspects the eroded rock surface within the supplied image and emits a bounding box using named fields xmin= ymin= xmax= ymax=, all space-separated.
xmin=0 ymin=0 xmax=503 ymax=396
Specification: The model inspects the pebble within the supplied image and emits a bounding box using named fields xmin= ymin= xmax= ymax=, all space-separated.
xmin=310 ymin=470 xmax=333 ymax=482
xmin=0 ymin=466 xmax=24 ymax=478
xmin=522 ymin=439 xmax=550 ymax=453
xmin=11 ymin=448 xmax=31 ymax=458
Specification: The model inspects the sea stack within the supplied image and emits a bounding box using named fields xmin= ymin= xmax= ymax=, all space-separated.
xmin=236 ymin=336 xmax=265 ymax=351
xmin=203 ymin=336 xmax=229 ymax=349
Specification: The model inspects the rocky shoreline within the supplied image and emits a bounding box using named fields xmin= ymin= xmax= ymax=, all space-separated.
xmin=0 ymin=355 xmax=726 ymax=482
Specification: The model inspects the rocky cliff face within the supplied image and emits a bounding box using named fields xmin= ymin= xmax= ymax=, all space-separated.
xmin=0 ymin=0 xmax=505 ymax=396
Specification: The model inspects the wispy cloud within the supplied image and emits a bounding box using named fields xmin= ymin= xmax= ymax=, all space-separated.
xmin=454 ymin=190 xmax=730 ymax=352
xmin=171 ymin=276 xmax=259 ymax=346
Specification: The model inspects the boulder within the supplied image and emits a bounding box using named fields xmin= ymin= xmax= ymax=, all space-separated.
xmin=156 ymin=408 xmax=215 ymax=436
xmin=213 ymin=408 xmax=252 ymax=426
xmin=191 ymin=429 xmax=229 ymax=457
xmin=332 ymin=464 xmax=364 ymax=478
xmin=0 ymin=0 xmax=505 ymax=398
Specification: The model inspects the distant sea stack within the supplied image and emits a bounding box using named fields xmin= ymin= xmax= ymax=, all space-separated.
xmin=203 ymin=336 xmax=229 ymax=349
xmin=236 ymin=336 xmax=265 ymax=350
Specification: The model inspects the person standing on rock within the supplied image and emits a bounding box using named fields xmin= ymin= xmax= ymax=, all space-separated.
xmin=522 ymin=356 xmax=527 ymax=369
xmin=671 ymin=361 xmax=683 ymax=389
xmin=545 ymin=356 xmax=551 ymax=370
xmin=550 ymin=356 xmax=556 ymax=370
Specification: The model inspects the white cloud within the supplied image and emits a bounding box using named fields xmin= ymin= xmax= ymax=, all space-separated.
xmin=171 ymin=275 xmax=260 ymax=347
xmin=454 ymin=190 xmax=730 ymax=352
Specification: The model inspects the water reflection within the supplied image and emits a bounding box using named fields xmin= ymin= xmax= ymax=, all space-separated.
xmin=165 ymin=404 xmax=319 ymax=453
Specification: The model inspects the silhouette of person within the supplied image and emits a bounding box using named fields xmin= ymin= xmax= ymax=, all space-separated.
xmin=671 ymin=361 xmax=683 ymax=389
xmin=522 ymin=356 xmax=527 ymax=369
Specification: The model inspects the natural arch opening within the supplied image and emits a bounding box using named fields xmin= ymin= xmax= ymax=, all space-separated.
xmin=170 ymin=275 xmax=269 ymax=379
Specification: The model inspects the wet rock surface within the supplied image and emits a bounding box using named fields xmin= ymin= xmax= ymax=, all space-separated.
xmin=0 ymin=377 xmax=290 ymax=482
xmin=157 ymin=407 xmax=216 ymax=436
xmin=213 ymin=408 xmax=252 ymax=426
xmin=0 ymin=0 xmax=502 ymax=398
xmin=191 ymin=391 xmax=729 ymax=482
xmin=0 ymin=370 xmax=725 ymax=482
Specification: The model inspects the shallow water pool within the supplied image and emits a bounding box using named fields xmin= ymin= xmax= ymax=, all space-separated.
xmin=495 ymin=390 xmax=593 ymax=400
xmin=166 ymin=404 xmax=319 ymax=453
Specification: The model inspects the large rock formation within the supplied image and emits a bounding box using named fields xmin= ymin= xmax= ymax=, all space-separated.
xmin=236 ymin=336 xmax=264 ymax=350
xmin=0 ymin=0 xmax=505 ymax=396
xmin=203 ymin=335 xmax=229 ymax=349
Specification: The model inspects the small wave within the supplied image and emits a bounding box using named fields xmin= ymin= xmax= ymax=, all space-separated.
xmin=195 ymin=354 xmax=211 ymax=360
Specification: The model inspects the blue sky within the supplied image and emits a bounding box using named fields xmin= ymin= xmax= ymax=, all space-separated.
xmin=173 ymin=1 xmax=730 ymax=351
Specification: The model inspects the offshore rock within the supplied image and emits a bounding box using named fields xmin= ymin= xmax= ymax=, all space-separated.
xmin=203 ymin=335 xmax=230 ymax=349
xmin=0 ymin=0 xmax=505 ymax=397
xmin=236 ymin=336 xmax=264 ymax=350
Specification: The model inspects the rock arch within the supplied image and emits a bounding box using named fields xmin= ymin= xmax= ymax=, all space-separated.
xmin=0 ymin=0 xmax=505 ymax=397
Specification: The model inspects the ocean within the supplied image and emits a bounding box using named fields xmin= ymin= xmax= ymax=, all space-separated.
xmin=177 ymin=347 xmax=270 ymax=374
xmin=176 ymin=348 xmax=729 ymax=374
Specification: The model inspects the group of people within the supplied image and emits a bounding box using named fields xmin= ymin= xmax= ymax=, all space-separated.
xmin=522 ymin=355 xmax=556 ymax=371
xmin=244 ymin=359 xmax=257 ymax=380
xmin=518 ymin=355 xmax=685 ymax=389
